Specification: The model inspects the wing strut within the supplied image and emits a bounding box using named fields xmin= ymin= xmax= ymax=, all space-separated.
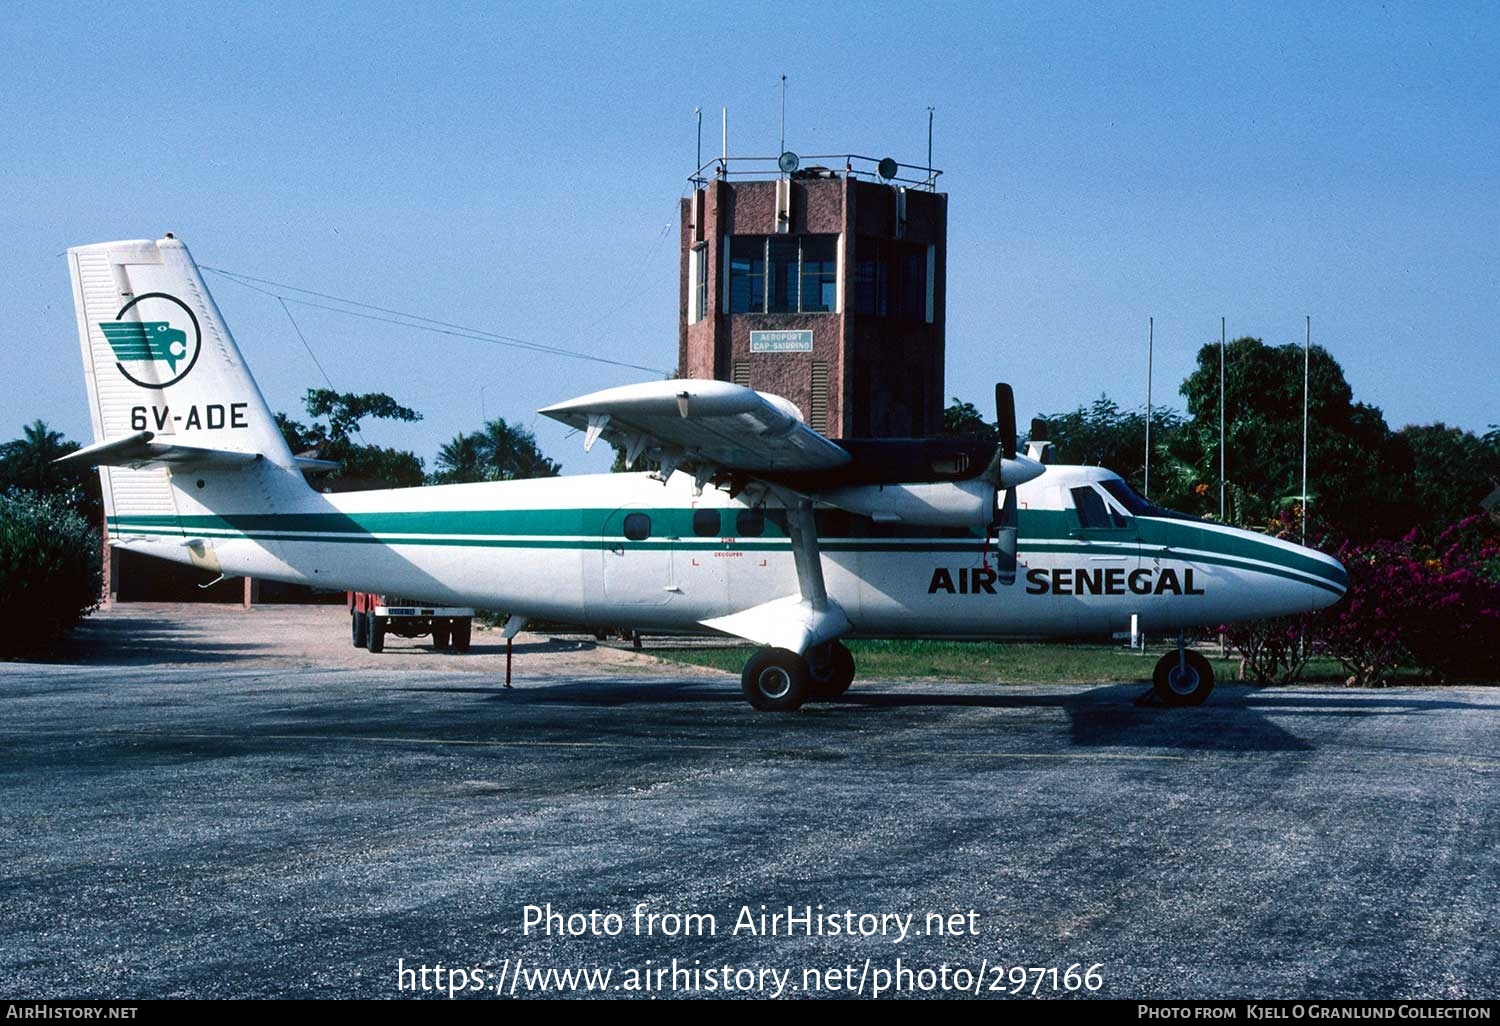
xmin=700 ymin=491 xmax=850 ymax=654
xmin=786 ymin=499 xmax=830 ymax=613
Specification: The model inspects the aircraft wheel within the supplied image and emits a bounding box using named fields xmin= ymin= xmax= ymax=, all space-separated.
xmin=367 ymin=614 xmax=386 ymax=653
xmin=741 ymin=647 xmax=810 ymax=712
xmin=806 ymin=641 xmax=856 ymax=699
xmin=352 ymin=610 xmax=368 ymax=648
xmin=1153 ymin=649 xmax=1214 ymax=706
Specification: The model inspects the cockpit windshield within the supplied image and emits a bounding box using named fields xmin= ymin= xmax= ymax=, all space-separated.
xmin=1099 ymin=478 xmax=1204 ymax=522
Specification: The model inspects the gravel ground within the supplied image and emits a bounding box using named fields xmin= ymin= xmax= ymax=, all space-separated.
xmin=1 ymin=604 xmax=1496 ymax=1000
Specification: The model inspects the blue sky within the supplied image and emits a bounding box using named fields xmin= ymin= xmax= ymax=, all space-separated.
xmin=3 ymin=2 xmax=1495 ymax=473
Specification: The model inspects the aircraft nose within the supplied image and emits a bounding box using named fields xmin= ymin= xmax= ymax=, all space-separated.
xmin=1296 ymin=543 xmax=1347 ymax=609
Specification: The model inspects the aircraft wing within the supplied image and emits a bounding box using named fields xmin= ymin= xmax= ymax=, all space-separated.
xmin=539 ymin=379 xmax=850 ymax=476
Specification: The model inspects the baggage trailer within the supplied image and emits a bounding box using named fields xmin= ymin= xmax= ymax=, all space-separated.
xmin=348 ymin=592 xmax=476 ymax=653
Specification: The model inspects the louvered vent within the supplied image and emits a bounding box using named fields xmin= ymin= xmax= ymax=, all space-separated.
xmin=810 ymin=361 xmax=829 ymax=434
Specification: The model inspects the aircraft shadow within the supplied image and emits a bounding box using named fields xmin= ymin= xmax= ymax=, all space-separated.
xmin=400 ymin=678 xmax=1317 ymax=753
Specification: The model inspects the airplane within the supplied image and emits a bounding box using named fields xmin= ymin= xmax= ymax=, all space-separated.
xmin=59 ymin=235 xmax=1347 ymax=711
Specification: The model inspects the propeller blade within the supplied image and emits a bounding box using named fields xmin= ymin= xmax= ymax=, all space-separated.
xmin=995 ymin=383 xmax=1017 ymax=460
xmin=1030 ymin=417 xmax=1049 ymax=443
xmin=993 ymin=486 xmax=1018 ymax=586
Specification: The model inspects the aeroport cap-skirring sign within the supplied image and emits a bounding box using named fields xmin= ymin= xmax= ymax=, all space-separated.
xmin=749 ymin=330 xmax=814 ymax=353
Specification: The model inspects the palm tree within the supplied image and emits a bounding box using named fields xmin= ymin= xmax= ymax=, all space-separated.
xmin=1 ymin=421 xmax=78 ymax=493
xmin=433 ymin=432 xmax=489 ymax=484
xmin=479 ymin=418 xmax=561 ymax=481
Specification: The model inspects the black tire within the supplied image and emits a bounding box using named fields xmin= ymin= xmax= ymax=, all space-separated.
xmin=741 ymin=647 xmax=811 ymax=712
xmin=806 ymin=641 xmax=856 ymax=700
xmin=1153 ymin=649 xmax=1214 ymax=706
xmin=432 ymin=623 xmax=451 ymax=650
xmin=352 ymin=610 xmax=368 ymax=648
xmin=367 ymin=614 xmax=386 ymax=654
xmin=451 ymin=618 xmax=472 ymax=653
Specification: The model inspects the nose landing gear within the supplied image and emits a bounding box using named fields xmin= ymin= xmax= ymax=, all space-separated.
xmin=1152 ymin=639 xmax=1215 ymax=706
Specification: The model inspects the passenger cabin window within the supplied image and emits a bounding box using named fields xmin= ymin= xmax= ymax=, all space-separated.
xmin=623 ymin=513 xmax=652 ymax=541
xmin=692 ymin=509 xmax=721 ymax=537
xmin=735 ymin=509 xmax=765 ymax=537
xmin=1070 ymin=486 xmax=1127 ymax=529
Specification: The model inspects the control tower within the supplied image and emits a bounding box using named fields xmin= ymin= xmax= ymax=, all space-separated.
xmin=678 ymin=151 xmax=947 ymax=438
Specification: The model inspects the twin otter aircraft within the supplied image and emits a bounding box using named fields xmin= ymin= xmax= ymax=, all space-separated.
xmin=62 ymin=236 xmax=1346 ymax=710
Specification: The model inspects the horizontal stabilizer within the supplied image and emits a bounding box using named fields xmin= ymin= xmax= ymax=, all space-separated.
xmin=294 ymin=455 xmax=341 ymax=473
xmin=700 ymin=594 xmax=852 ymax=654
xmin=55 ymin=430 xmax=263 ymax=471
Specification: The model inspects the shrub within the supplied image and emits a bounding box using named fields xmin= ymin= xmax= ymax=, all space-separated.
xmin=1400 ymin=516 xmax=1500 ymax=680
xmin=1227 ymin=615 xmax=1315 ymax=684
xmin=1317 ymin=516 xmax=1500 ymax=685
xmin=0 ymin=490 xmax=102 ymax=652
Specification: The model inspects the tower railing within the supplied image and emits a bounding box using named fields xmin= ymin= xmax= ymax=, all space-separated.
xmin=688 ymin=154 xmax=942 ymax=191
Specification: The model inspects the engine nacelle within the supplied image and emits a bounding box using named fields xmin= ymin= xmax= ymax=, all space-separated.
xmin=815 ymin=479 xmax=995 ymax=531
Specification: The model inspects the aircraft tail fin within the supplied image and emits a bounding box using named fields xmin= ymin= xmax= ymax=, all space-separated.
xmin=66 ymin=235 xmax=308 ymax=526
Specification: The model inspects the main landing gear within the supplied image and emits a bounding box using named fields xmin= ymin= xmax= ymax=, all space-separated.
xmin=1151 ymin=639 xmax=1215 ymax=706
xmin=741 ymin=641 xmax=856 ymax=712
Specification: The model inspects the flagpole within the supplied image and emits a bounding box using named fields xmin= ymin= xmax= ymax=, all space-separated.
xmin=1302 ymin=315 xmax=1310 ymax=545
xmin=1145 ymin=317 xmax=1153 ymax=499
xmin=1219 ymin=317 xmax=1226 ymax=522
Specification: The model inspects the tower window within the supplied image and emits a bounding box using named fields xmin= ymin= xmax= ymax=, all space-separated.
xmin=728 ymin=236 xmax=765 ymax=313
xmin=727 ymin=235 xmax=838 ymax=314
xmin=800 ymin=236 xmax=837 ymax=313
xmin=690 ymin=243 xmax=708 ymax=324
xmin=853 ymin=236 xmax=930 ymax=321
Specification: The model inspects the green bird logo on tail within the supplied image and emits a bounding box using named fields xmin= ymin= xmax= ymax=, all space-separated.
xmin=100 ymin=321 xmax=189 ymax=372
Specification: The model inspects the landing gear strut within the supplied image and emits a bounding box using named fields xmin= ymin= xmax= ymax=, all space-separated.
xmin=1152 ymin=637 xmax=1214 ymax=706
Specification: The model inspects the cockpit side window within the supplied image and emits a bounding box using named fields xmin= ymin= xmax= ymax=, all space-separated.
xmin=1070 ymin=486 xmax=1118 ymax=529
xmin=1100 ymin=478 xmax=1206 ymax=523
xmin=1100 ymin=478 xmax=1152 ymax=515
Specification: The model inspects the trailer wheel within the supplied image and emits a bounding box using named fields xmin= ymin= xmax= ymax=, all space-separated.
xmin=451 ymin=618 xmax=472 ymax=653
xmin=367 ymin=614 xmax=386 ymax=653
xmin=352 ymin=610 xmax=368 ymax=648
xmin=432 ymin=624 xmax=451 ymax=650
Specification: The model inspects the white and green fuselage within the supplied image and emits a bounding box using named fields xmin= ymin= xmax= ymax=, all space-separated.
xmin=105 ymin=464 xmax=1346 ymax=640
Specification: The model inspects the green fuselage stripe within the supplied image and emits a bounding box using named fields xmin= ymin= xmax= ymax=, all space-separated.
xmin=107 ymin=506 xmax=1346 ymax=595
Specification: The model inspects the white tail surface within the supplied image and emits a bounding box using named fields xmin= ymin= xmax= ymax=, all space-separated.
xmin=67 ymin=236 xmax=310 ymax=567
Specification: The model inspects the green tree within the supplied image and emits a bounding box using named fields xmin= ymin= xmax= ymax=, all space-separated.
xmin=940 ymin=398 xmax=1000 ymax=449
xmin=1400 ymin=423 xmax=1500 ymax=530
xmin=0 ymin=420 xmax=102 ymax=522
xmin=303 ymin=389 xmax=421 ymax=441
xmin=277 ymin=390 xmax=426 ymax=489
xmin=431 ymin=417 xmax=560 ymax=484
xmin=1034 ymin=397 xmax=1183 ymax=498
xmin=0 ymin=490 xmax=102 ymax=650
xmin=1171 ymin=337 xmax=1416 ymax=540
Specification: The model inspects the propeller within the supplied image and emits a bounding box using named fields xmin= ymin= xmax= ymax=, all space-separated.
xmin=987 ymin=383 xmax=1044 ymax=586
xmin=996 ymin=383 xmax=1017 ymax=460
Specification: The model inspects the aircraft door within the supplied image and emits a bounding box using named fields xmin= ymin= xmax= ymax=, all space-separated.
xmin=600 ymin=505 xmax=677 ymax=606
xmin=1068 ymin=485 xmax=1142 ymax=611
